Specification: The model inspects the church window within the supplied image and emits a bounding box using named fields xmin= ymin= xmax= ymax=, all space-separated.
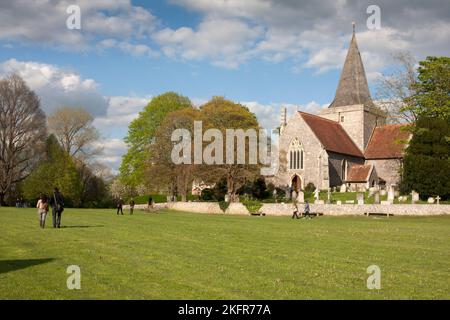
xmin=289 ymin=138 xmax=304 ymax=170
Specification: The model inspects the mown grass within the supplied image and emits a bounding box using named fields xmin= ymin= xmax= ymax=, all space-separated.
xmin=0 ymin=207 xmax=448 ymax=299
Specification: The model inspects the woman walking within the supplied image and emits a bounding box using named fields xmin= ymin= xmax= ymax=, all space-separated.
xmin=36 ymin=194 xmax=49 ymax=228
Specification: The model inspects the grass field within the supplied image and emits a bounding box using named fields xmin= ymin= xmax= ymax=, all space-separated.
xmin=0 ymin=207 xmax=449 ymax=299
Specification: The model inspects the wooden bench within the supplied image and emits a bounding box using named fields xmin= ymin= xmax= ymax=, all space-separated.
xmin=365 ymin=212 xmax=392 ymax=218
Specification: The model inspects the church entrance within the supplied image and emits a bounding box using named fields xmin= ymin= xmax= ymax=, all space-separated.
xmin=291 ymin=175 xmax=302 ymax=192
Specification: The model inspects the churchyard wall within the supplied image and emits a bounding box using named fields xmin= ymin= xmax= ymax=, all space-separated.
xmin=125 ymin=202 xmax=450 ymax=216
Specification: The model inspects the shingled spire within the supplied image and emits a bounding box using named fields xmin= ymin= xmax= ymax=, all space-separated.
xmin=329 ymin=23 xmax=373 ymax=108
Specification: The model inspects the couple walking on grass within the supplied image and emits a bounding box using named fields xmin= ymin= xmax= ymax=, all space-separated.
xmin=36 ymin=187 xmax=65 ymax=229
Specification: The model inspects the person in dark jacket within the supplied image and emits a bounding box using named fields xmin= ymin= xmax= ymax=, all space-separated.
xmin=50 ymin=187 xmax=64 ymax=228
xmin=129 ymin=198 xmax=135 ymax=215
xmin=117 ymin=197 xmax=124 ymax=215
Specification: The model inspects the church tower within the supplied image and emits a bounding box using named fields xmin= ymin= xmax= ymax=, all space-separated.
xmin=319 ymin=23 xmax=386 ymax=152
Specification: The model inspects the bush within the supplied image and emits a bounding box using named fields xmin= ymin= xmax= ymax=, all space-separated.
xmin=219 ymin=201 xmax=230 ymax=213
xmin=242 ymin=200 xmax=263 ymax=215
xmin=305 ymin=183 xmax=316 ymax=193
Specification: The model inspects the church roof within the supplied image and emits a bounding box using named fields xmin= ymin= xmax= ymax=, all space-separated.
xmin=346 ymin=164 xmax=373 ymax=182
xmin=329 ymin=28 xmax=373 ymax=108
xmin=365 ymin=124 xmax=411 ymax=159
xmin=298 ymin=112 xmax=364 ymax=157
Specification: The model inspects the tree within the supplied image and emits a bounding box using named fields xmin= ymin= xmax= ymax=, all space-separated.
xmin=22 ymin=135 xmax=82 ymax=206
xmin=400 ymin=116 xmax=450 ymax=199
xmin=376 ymin=52 xmax=418 ymax=123
xmin=407 ymin=56 xmax=450 ymax=120
xmin=0 ymin=74 xmax=47 ymax=205
xmin=120 ymin=92 xmax=192 ymax=188
xmin=47 ymin=106 xmax=101 ymax=158
xmin=199 ymin=97 xmax=260 ymax=202
xmin=146 ymin=108 xmax=200 ymax=201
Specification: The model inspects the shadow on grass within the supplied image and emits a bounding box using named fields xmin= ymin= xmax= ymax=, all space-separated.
xmin=60 ymin=225 xmax=104 ymax=229
xmin=0 ymin=258 xmax=54 ymax=274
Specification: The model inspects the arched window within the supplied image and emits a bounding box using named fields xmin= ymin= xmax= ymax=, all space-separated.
xmin=289 ymin=138 xmax=304 ymax=170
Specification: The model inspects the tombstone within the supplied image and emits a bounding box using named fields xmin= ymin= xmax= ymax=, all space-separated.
xmin=380 ymin=189 xmax=387 ymax=196
xmin=427 ymin=197 xmax=435 ymax=204
xmin=411 ymin=191 xmax=419 ymax=204
xmin=327 ymin=188 xmax=331 ymax=204
xmin=336 ymin=200 xmax=342 ymax=205
xmin=345 ymin=200 xmax=354 ymax=204
xmin=357 ymin=193 xmax=364 ymax=205
xmin=398 ymin=196 xmax=407 ymax=202
xmin=313 ymin=188 xmax=320 ymax=200
xmin=314 ymin=200 xmax=325 ymax=204
xmin=374 ymin=191 xmax=381 ymax=204
xmin=368 ymin=187 xmax=376 ymax=197
xmin=436 ymin=196 xmax=441 ymax=205
xmin=340 ymin=184 xmax=347 ymax=193
xmin=224 ymin=194 xmax=230 ymax=203
xmin=381 ymin=200 xmax=391 ymax=205
xmin=387 ymin=185 xmax=395 ymax=202
xmin=296 ymin=191 xmax=304 ymax=203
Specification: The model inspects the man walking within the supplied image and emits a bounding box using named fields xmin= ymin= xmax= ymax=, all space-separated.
xmin=291 ymin=200 xmax=300 ymax=219
xmin=51 ymin=187 xmax=64 ymax=228
xmin=117 ymin=197 xmax=124 ymax=215
xmin=129 ymin=198 xmax=135 ymax=215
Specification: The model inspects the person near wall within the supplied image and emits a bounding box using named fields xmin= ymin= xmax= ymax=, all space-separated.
xmin=117 ymin=197 xmax=124 ymax=215
xmin=129 ymin=198 xmax=135 ymax=215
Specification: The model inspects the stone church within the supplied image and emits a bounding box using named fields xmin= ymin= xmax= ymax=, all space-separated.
xmin=271 ymin=28 xmax=411 ymax=192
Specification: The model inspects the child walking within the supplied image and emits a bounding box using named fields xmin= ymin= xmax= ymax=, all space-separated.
xmin=36 ymin=194 xmax=49 ymax=228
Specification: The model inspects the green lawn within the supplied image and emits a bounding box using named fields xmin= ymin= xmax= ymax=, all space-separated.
xmin=0 ymin=207 xmax=449 ymax=299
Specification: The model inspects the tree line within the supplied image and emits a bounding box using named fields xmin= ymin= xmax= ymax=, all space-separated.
xmin=0 ymin=74 xmax=112 ymax=207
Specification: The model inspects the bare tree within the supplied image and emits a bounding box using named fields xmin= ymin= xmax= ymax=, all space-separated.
xmin=376 ymin=52 xmax=418 ymax=123
xmin=47 ymin=106 xmax=101 ymax=159
xmin=0 ymin=74 xmax=47 ymax=205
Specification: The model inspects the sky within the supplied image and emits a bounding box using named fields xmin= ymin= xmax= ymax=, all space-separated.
xmin=0 ymin=0 xmax=449 ymax=172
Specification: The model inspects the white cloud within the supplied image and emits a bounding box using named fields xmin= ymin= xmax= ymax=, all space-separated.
xmin=92 ymin=138 xmax=128 ymax=172
xmin=153 ymin=18 xmax=263 ymax=68
xmin=0 ymin=59 xmax=108 ymax=116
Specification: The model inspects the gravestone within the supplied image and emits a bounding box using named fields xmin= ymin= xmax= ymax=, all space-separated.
xmin=314 ymin=200 xmax=325 ymax=204
xmin=427 ymin=197 xmax=435 ymax=204
xmin=340 ymin=184 xmax=347 ymax=193
xmin=380 ymin=189 xmax=387 ymax=196
xmin=327 ymin=188 xmax=331 ymax=204
xmin=387 ymin=185 xmax=395 ymax=203
xmin=381 ymin=200 xmax=391 ymax=205
xmin=357 ymin=193 xmax=364 ymax=205
xmin=411 ymin=191 xmax=419 ymax=204
xmin=345 ymin=200 xmax=354 ymax=204
xmin=436 ymin=196 xmax=441 ymax=205
xmin=374 ymin=191 xmax=381 ymax=204
xmin=314 ymin=188 xmax=320 ymax=200
xmin=296 ymin=191 xmax=304 ymax=203
xmin=336 ymin=200 xmax=342 ymax=205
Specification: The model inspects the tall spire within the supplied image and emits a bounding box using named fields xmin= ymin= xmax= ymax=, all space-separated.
xmin=329 ymin=23 xmax=373 ymax=108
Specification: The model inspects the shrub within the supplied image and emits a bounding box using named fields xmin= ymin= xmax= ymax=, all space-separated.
xmin=242 ymin=200 xmax=263 ymax=215
xmin=305 ymin=183 xmax=316 ymax=192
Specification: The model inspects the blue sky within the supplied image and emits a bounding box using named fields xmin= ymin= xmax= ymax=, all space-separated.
xmin=0 ymin=0 xmax=449 ymax=172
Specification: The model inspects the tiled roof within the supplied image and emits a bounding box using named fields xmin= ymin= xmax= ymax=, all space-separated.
xmin=299 ymin=112 xmax=364 ymax=157
xmin=346 ymin=164 xmax=373 ymax=182
xmin=365 ymin=124 xmax=411 ymax=159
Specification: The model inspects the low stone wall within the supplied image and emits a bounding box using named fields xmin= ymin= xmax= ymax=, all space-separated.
xmin=124 ymin=202 xmax=450 ymax=216
xmin=261 ymin=203 xmax=450 ymax=216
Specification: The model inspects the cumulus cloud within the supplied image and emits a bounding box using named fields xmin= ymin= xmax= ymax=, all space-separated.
xmin=0 ymin=0 xmax=157 ymax=53
xmin=92 ymin=138 xmax=128 ymax=172
xmin=0 ymin=59 xmax=108 ymax=116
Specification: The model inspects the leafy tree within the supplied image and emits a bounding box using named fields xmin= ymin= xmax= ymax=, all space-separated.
xmin=0 ymin=74 xmax=47 ymax=205
xmin=146 ymin=108 xmax=200 ymax=201
xmin=400 ymin=117 xmax=450 ymax=199
xmin=405 ymin=56 xmax=450 ymax=120
xmin=22 ymin=135 xmax=82 ymax=206
xmin=120 ymin=92 xmax=192 ymax=188
xmin=199 ymin=97 xmax=260 ymax=202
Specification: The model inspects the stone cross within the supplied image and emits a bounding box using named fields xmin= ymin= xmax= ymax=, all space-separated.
xmin=436 ymin=196 xmax=441 ymax=205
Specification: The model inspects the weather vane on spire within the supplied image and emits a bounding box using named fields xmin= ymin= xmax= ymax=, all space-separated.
xmin=352 ymin=21 xmax=356 ymax=34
